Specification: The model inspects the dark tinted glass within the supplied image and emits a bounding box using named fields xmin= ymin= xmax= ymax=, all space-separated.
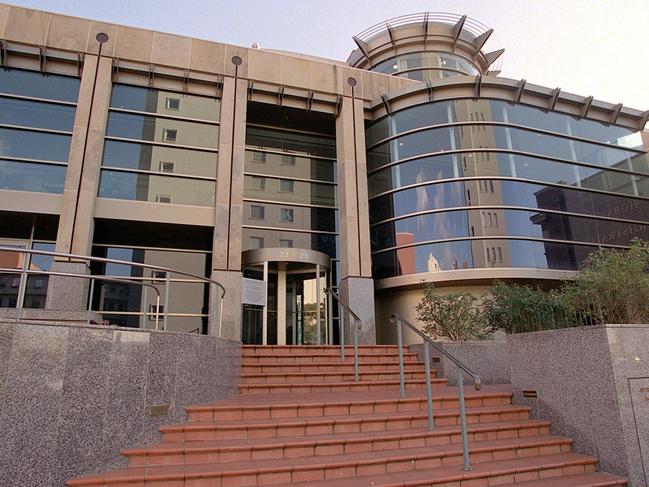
xmin=241 ymin=228 xmax=338 ymax=258
xmin=98 ymin=170 xmax=215 ymax=206
xmin=0 ymin=160 xmax=66 ymax=193
xmin=106 ymin=112 xmax=219 ymax=148
xmin=244 ymin=150 xmax=336 ymax=182
xmin=110 ymin=84 xmax=220 ymax=121
xmin=243 ymin=202 xmax=337 ymax=232
xmin=247 ymin=126 xmax=335 ymax=159
xmin=0 ymin=97 xmax=76 ymax=131
xmin=372 ymin=52 xmax=478 ymax=75
xmin=0 ymin=68 xmax=80 ymax=102
xmin=0 ymin=128 xmax=71 ymax=161
xmin=243 ymin=175 xmax=336 ymax=206
xmin=102 ymin=140 xmax=217 ymax=177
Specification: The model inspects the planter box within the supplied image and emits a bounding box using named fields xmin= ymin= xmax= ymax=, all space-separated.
xmin=410 ymin=340 xmax=509 ymax=386
xmin=508 ymin=324 xmax=649 ymax=487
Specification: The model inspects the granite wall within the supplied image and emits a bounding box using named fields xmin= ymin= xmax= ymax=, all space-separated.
xmin=410 ymin=341 xmax=509 ymax=387
xmin=0 ymin=320 xmax=241 ymax=486
xmin=508 ymin=325 xmax=649 ymax=487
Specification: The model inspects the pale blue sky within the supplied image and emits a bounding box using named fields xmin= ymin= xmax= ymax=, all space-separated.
xmin=6 ymin=0 xmax=649 ymax=110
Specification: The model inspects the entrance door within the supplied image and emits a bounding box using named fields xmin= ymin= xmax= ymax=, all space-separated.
xmin=241 ymin=248 xmax=330 ymax=345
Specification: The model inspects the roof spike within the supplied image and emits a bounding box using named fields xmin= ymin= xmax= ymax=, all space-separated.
xmin=352 ymin=36 xmax=371 ymax=61
xmin=380 ymin=94 xmax=392 ymax=115
xmin=484 ymin=49 xmax=505 ymax=68
xmin=581 ymin=95 xmax=594 ymax=117
xmin=514 ymin=79 xmax=526 ymax=103
xmin=548 ymin=87 xmax=561 ymax=111
xmin=639 ymin=110 xmax=649 ymax=130
xmin=451 ymin=14 xmax=467 ymax=46
xmin=610 ymin=103 xmax=623 ymax=124
xmin=474 ymin=75 xmax=482 ymax=98
xmin=473 ymin=29 xmax=494 ymax=55
xmin=422 ymin=12 xmax=430 ymax=46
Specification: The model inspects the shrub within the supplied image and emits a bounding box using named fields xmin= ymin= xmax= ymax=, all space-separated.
xmin=481 ymin=282 xmax=574 ymax=334
xmin=559 ymin=239 xmax=649 ymax=324
xmin=415 ymin=284 xmax=494 ymax=341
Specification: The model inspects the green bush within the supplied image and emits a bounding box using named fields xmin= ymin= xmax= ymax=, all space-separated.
xmin=481 ymin=282 xmax=574 ymax=334
xmin=415 ymin=284 xmax=494 ymax=341
xmin=559 ymin=239 xmax=649 ymax=324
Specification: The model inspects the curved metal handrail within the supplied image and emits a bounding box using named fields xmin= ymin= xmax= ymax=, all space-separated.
xmin=390 ymin=313 xmax=481 ymax=389
xmin=326 ymin=287 xmax=362 ymax=382
xmin=0 ymin=246 xmax=225 ymax=335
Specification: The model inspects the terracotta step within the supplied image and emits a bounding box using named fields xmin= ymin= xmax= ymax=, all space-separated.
xmin=239 ymin=377 xmax=445 ymax=394
xmin=242 ymin=345 xmax=399 ymax=356
xmin=124 ymin=419 xmax=551 ymax=467
xmin=241 ymin=368 xmax=430 ymax=384
xmin=266 ymin=453 xmax=601 ymax=487
xmin=68 ymin=438 xmax=576 ymax=486
xmin=242 ymin=361 xmax=427 ymax=374
xmin=510 ymin=472 xmax=627 ymax=486
xmin=187 ymin=391 xmax=513 ymax=422
xmin=242 ymin=352 xmax=421 ymax=364
xmin=159 ymin=405 xmax=531 ymax=442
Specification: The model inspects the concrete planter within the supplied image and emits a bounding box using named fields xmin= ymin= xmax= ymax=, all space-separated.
xmin=0 ymin=320 xmax=241 ymax=486
xmin=508 ymin=324 xmax=649 ymax=487
xmin=410 ymin=340 xmax=509 ymax=386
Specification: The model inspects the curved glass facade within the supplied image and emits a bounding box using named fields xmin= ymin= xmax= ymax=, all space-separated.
xmin=367 ymin=98 xmax=649 ymax=279
xmin=371 ymin=52 xmax=479 ymax=80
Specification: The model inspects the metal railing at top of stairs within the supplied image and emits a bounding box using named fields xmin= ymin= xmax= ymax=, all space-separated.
xmin=325 ymin=287 xmax=361 ymax=382
xmin=390 ymin=313 xmax=482 ymax=472
xmin=0 ymin=246 xmax=226 ymax=336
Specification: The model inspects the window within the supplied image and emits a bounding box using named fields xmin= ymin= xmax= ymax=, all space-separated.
xmin=165 ymin=97 xmax=181 ymax=110
xmin=281 ymin=154 xmax=296 ymax=166
xmin=252 ymin=152 xmax=266 ymax=163
xmin=32 ymin=278 xmax=44 ymax=289
xmin=279 ymin=239 xmax=293 ymax=248
xmin=156 ymin=194 xmax=172 ymax=203
xmin=280 ymin=208 xmax=294 ymax=223
xmin=162 ymin=128 xmax=177 ymax=142
xmin=249 ymin=236 xmax=264 ymax=249
xmin=159 ymin=161 xmax=175 ymax=173
xmin=497 ymin=247 xmax=503 ymax=263
xmin=152 ymin=271 xmax=167 ymax=281
xmin=148 ymin=304 xmax=164 ymax=320
xmin=280 ymin=179 xmax=294 ymax=192
xmin=250 ymin=176 xmax=266 ymax=191
xmin=11 ymin=277 xmax=20 ymax=288
xmin=250 ymin=205 xmax=265 ymax=220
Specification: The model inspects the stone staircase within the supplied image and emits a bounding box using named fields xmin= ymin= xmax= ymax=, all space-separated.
xmin=67 ymin=344 xmax=626 ymax=486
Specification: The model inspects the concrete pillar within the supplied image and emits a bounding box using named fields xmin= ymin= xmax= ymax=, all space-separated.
xmin=46 ymin=54 xmax=112 ymax=311
xmin=335 ymin=89 xmax=376 ymax=345
xmin=210 ymin=73 xmax=248 ymax=339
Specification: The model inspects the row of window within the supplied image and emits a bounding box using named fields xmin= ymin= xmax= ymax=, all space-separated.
xmin=371 ymin=51 xmax=479 ymax=77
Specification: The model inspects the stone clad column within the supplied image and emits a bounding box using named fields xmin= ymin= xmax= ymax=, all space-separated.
xmin=46 ymin=54 xmax=112 ymax=312
xmin=335 ymin=89 xmax=376 ymax=345
xmin=210 ymin=74 xmax=248 ymax=339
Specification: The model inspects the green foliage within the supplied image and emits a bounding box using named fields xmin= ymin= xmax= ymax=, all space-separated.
xmin=481 ymin=282 xmax=574 ymax=334
xmin=415 ymin=284 xmax=494 ymax=341
xmin=559 ymin=239 xmax=649 ymax=324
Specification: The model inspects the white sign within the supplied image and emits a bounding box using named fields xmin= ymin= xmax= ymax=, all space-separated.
xmin=242 ymin=277 xmax=267 ymax=306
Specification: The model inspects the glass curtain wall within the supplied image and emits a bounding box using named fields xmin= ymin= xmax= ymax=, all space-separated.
xmin=0 ymin=68 xmax=79 ymax=193
xmin=366 ymin=98 xmax=649 ymax=278
xmin=371 ymin=52 xmax=479 ymax=81
xmin=98 ymin=84 xmax=220 ymax=206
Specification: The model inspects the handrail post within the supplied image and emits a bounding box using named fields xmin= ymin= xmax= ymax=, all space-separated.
xmin=396 ymin=316 xmax=405 ymax=398
xmin=141 ymin=282 xmax=148 ymax=329
xmin=87 ymin=277 xmax=95 ymax=325
xmin=155 ymin=294 xmax=161 ymax=331
xmin=16 ymin=251 xmax=28 ymax=321
xmin=353 ymin=318 xmax=359 ymax=382
xmin=423 ymin=340 xmax=434 ymax=430
xmin=457 ymin=367 xmax=472 ymax=471
xmin=163 ymin=271 xmax=170 ymax=331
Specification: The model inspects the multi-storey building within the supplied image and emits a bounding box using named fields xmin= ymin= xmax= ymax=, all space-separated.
xmin=0 ymin=5 xmax=647 ymax=343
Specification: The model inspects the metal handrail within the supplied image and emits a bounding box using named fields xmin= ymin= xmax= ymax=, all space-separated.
xmin=390 ymin=313 xmax=481 ymax=472
xmin=0 ymin=246 xmax=226 ymax=335
xmin=325 ymin=287 xmax=361 ymax=382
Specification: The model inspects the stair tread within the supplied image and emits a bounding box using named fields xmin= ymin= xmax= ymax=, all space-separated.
xmin=68 ymin=452 xmax=594 ymax=484
xmin=161 ymin=404 xmax=531 ymax=431
xmin=240 ymin=377 xmax=445 ymax=387
xmin=241 ymin=367 xmax=425 ymax=377
xmin=124 ymin=419 xmax=551 ymax=455
xmin=509 ymin=472 xmax=627 ymax=486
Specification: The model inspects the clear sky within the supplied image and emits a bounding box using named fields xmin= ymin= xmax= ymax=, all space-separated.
xmin=6 ymin=0 xmax=649 ymax=110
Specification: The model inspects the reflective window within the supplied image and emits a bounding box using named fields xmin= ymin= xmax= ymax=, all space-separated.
xmin=371 ymin=52 xmax=479 ymax=77
xmin=247 ymin=127 xmax=336 ymax=159
xmin=102 ymin=140 xmax=217 ymax=178
xmin=0 ymin=98 xmax=76 ymax=131
xmin=368 ymin=152 xmax=649 ymax=198
xmin=98 ymin=170 xmax=214 ymax=206
xmin=242 ymin=228 xmax=339 ymax=258
xmin=0 ymin=160 xmax=66 ymax=194
xmin=106 ymin=112 xmax=219 ymax=148
xmin=110 ymin=84 xmax=220 ymax=121
xmin=372 ymin=239 xmax=603 ymax=278
xmin=0 ymin=68 xmax=79 ymax=102
xmin=245 ymin=150 xmax=335 ymax=182
xmin=0 ymin=128 xmax=71 ymax=162
xmin=243 ymin=175 xmax=336 ymax=206
xmin=368 ymin=125 xmax=643 ymax=174
xmin=243 ymin=202 xmax=337 ymax=232
xmin=367 ymin=99 xmax=642 ymax=149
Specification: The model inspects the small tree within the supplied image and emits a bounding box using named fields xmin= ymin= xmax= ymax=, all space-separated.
xmin=415 ymin=284 xmax=493 ymax=341
xmin=559 ymin=239 xmax=649 ymax=324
